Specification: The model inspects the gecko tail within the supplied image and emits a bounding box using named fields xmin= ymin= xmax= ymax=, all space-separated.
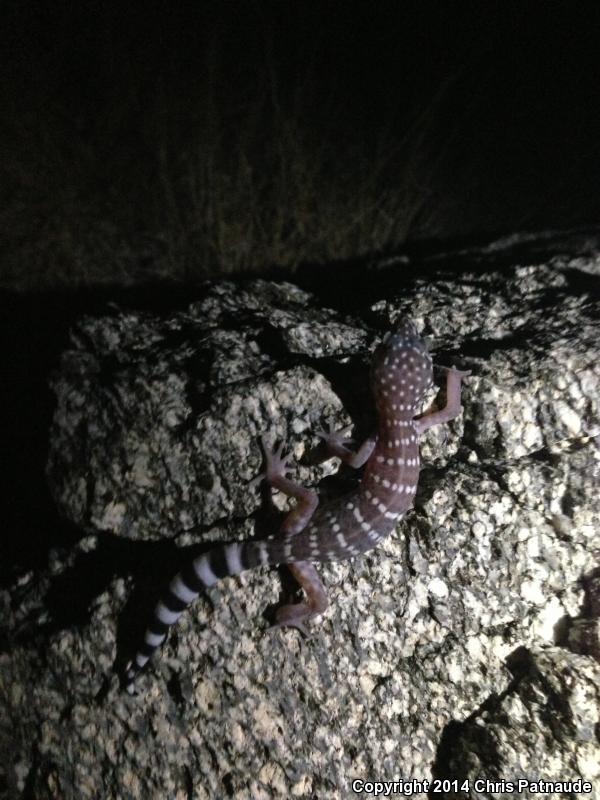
xmin=123 ymin=539 xmax=276 ymax=692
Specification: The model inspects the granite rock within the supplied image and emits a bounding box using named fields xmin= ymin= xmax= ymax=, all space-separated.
xmin=2 ymin=230 xmax=599 ymax=799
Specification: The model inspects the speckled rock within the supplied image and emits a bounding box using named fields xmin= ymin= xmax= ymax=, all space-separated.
xmin=1 ymin=230 xmax=599 ymax=799
xmin=436 ymin=646 xmax=600 ymax=799
xmin=46 ymin=281 xmax=370 ymax=541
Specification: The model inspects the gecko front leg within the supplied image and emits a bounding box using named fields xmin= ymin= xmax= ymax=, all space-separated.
xmin=257 ymin=435 xmax=318 ymax=536
xmin=414 ymin=367 xmax=470 ymax=435
xmin=317 ymin=423 xmax=377 ymax=468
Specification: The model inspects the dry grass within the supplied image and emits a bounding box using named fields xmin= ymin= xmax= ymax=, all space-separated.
xmin=0 ymin=21 xmax=460 ymax=291
xmin=2 ymin=5 xmax=599 ymax=292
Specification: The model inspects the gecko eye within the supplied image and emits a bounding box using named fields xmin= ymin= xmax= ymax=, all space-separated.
xmin=393 ymin=319 xmax=418 ymax=339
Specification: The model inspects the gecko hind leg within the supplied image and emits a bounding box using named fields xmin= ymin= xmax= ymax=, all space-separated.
xmin=271 ymin=561 xmax=328 ymax=635
xmin=255 ymin=437 xmax=327 ymax=633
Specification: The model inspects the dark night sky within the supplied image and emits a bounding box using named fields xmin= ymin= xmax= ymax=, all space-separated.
xmin=6 ymin=4 xmax=597 ymax=121
xmin=2 ymin=1 xmax=600 ymax=288
xmin=6 ymin=3 xmax=599 ymax=132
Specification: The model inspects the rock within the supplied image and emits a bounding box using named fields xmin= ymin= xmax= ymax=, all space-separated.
xmin=2 ymin=230 xmax=599 ymax=798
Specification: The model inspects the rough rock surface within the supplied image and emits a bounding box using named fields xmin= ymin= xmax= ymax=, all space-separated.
xmin=2 ymin=229 xmax=600 ymax=799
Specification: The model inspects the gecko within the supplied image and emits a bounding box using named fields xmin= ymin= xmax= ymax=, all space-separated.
xmin=124 ymin=320 xmax=470 ymax=692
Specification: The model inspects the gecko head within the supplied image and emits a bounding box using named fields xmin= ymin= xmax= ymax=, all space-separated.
xmin=371 ymin=321 xmax=434 ymax=415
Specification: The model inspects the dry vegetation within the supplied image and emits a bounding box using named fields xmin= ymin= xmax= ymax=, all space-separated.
xmin=1 ymin=92 xmax=453 ymax=290
xmin=2 ymin=4 xmax=597 ymax=291
xmin=0 ymin=16 xmax=463 ymax=291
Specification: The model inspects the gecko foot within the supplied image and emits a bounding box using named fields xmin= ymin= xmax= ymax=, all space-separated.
xmin=250 ymin=435 xmax=293 ymax=488
xmin=270 ymin=562 xmax=327 ymax=635
xmin=269 ymin=602 xmax=313 ymax=637
xmin=316 ymin=422 xmax=354 ymax=452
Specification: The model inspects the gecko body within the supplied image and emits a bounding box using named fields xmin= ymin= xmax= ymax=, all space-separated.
xmin=124 ymin=321 xmax=469 ymax=691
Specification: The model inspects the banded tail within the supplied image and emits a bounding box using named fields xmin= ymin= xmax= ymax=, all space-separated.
xmin=124 ymin=539 xmax=279 ymax=691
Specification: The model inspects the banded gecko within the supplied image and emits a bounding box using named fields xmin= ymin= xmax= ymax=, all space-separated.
xmin=124 ymin=321 xmax=469 ymax=692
